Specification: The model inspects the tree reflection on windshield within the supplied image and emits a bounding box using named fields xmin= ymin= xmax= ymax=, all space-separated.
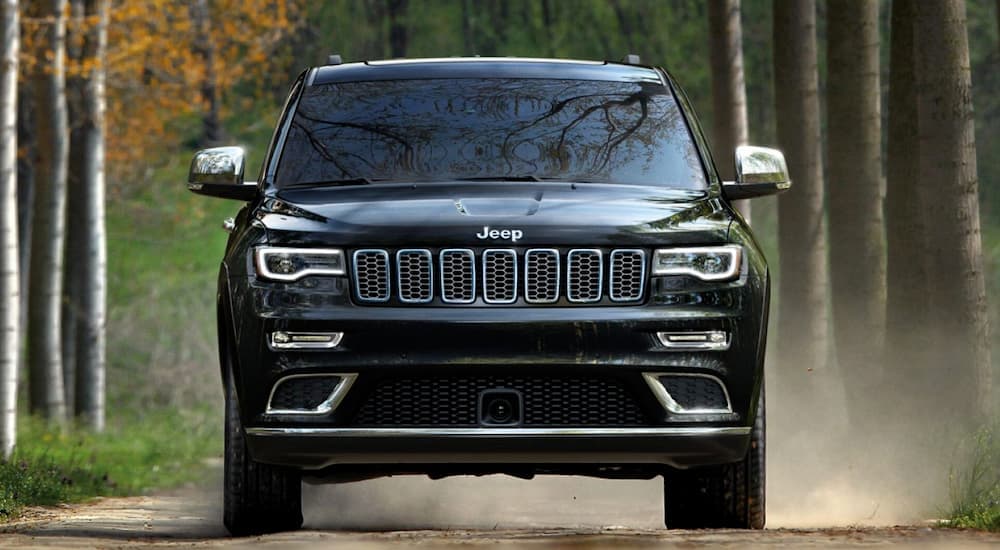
xmin=276 ymin=78 xmax=706 ymax=189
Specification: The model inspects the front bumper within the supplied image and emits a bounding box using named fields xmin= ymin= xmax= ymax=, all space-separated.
xmin=245 ymin=426 xmax=751 ymax=470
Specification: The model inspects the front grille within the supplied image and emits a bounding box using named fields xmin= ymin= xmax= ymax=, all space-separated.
xmin=268 ymin=376 xmax=341 ymax=412
xmin=658 ymin=375 xmax=730 ymax=412
xmin=351 ymin=374 xmax=648 ymax=426
xmin=350 ymin=248 xmax=646 ymax=305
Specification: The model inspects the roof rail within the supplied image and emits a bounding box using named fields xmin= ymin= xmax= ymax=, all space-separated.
xmin=327 ymin=54 xmax=343 ymax=66
xmin=621 ymin=54 xmax=641 ymax=65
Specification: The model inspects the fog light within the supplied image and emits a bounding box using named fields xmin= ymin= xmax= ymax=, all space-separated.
xmin=269 ymin=331 xmax=343 ymax=350
xmin=656 ymin=331 xmax=729 ymax=351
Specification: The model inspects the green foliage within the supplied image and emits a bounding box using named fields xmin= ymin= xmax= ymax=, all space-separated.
xmin=946 ymin=423 xmax=1000 ymax=531
xmin=0 ymin=407 xmax=219 ymax=521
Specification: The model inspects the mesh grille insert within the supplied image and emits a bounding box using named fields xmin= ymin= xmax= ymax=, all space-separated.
xmin=351 ymin=374 xmax=648 ymax=426
xmin=397 ymin=250 xmax=433 ymax=303
xmin=658 ymin=375 xmax=730 ymax=412
xmin=268 ymin=376 xmax=341 ymax=412
xmin=440 ymin=249 xmax=475 ymax=303
xmin=524 ymin=249 xmax=560 ymax=303
xmin=482 ymin=250 xmax=517 ymax=303
xmin=353 ymin=250 xmax=390 ymax=302
xmin=610 ymin=249 xmax=646 ymax=301
xmin=567 ymin=249 xmax=603 ymax=302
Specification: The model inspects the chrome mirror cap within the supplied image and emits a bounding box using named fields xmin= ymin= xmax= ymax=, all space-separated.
xmin=722 ymin=145 xmax=792 ymax=201
xmin=187 ymin=146 xmax=256 ymax=201
xmin=735 ymin=145 xmax=790 ymax=186
xmin=189 ymin=146 xmax=246 ymax=187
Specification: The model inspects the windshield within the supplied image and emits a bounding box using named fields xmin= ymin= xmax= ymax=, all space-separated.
xmin=274 ymin=78 xmax=707 ymax=189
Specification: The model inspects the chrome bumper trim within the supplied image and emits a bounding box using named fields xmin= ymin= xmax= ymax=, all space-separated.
xmin=245 ymin=426 xmax=750 ymax=437
xmin=642 ymin=372 xmax=734 ymax=415
xmin=264 ymin=373 xmax=357 ymax=415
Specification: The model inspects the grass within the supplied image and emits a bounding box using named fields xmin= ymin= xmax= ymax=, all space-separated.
xmin=946 ymin=422 xmax=1000 ymax=531
xmin=0 ymin=406 xmax=219 ymax=521
xmin=0 ymin=147 xmax=235 ymax=523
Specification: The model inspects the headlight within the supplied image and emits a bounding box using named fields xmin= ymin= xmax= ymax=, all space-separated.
xmin=651 ymin=245 xmax=742 ymax=281
xmin=254 ymin=247 xmax=346 ymax=281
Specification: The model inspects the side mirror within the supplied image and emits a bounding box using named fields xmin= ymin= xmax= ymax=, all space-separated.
xmin=187 ymin=146 xmax=257 ymax=201
xmin=721 ymin=145 xmax=792 ymax=200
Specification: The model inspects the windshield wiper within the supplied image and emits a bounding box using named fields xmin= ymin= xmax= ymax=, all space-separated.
xmin=452 ymin=175 xmax=542 ymax=182
xmin=283 ymin=177 xmax=375 ymax=189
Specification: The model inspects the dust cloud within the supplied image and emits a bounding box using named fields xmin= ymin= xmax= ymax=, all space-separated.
xmin=302 ymin=374 xmax=967 ymax=530
xmin=301 ymin=359 xmax=964 ymax=530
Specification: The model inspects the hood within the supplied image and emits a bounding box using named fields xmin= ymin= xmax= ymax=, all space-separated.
xmin=257 ymin=182 xmax=733 ymax=247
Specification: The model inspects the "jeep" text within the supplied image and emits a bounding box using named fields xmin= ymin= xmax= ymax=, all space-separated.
xmin=475 ymin=226 xmax=523 ymax=242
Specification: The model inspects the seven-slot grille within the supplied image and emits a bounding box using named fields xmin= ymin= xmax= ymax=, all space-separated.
xmin=352 ymin=248 xmax=646 ymax=305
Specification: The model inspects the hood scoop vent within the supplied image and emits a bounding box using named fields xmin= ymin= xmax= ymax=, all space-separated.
xmin=455 ymin=196 xmax=541 ymax=217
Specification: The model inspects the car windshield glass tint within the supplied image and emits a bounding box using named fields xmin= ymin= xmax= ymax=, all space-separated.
xmin=275 ymin=78 xmax=707 ymax=189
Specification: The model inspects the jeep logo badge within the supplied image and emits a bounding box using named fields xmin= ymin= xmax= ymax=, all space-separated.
xmin=476 ymin=225 xmax=523 ymax=242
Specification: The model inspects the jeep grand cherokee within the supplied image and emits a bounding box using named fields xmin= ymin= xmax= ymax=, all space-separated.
xmin=186 ymin=57 xmax=790 ymax=535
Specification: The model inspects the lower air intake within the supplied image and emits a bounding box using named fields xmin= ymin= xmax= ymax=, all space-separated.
xmin=655 ymin=375 xmax=731 ymax=413
xmin=267 ymin=376 xmax=342 ymax=413
xmin=350 ymin=374 xmax=648 ymax=426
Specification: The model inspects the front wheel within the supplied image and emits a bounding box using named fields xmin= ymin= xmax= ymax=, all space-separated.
xmin=662 ymin=389 xmax=765 ymax=529
xmin=223 ymin=366 xmax=303 ymax=536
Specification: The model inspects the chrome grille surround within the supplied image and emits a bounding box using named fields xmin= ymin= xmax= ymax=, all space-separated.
xmin=439 ymin=249 xmax=476 ymax=303
xmin=566 ymin=249 xmax=604 ymax=303
xmin=524 ymin=249 xmax=560 ymax=303
xmin=396 ymin=249 xmax=433 ymax=303
xmin=609 ymin=249 xmax=647 ymax=302
xmin=353 ymin=249 xmax=390 ymax=302
xmin=482 ymin=249 xmax=518 ymax=304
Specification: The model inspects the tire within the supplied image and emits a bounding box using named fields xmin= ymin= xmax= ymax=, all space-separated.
xmin=663 ymin=388 xmax=765 ymax=529
xmin=223 ymin=366 xmax=303 ymax=536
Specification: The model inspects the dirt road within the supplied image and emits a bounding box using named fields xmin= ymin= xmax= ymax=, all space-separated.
xmin=2 ymin=476 xmax=997 ymax=548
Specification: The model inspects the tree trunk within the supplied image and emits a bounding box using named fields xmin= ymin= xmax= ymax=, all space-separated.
xmin=16 ymin=84 xmax=32 ymax=336
xmin=72 ymin=0 xmax=107 ymax=431
xmin=772 ymin=0 xmax=830 ymax=405
xmin=461 ymin=0 xmax=474 ymax=54
xmin=62 ymin=0 xmax=86 ymax=415
xmin=192 ymin=0 xmax=223 ymax=146
xmin=825 ymin=0 xmax=884 ymax=415
xmin=708 ymin=0 xmax=750 ymax=221
xmin=387 ymin=0 xmax=408 ymax=58
xmin=913 ymin=0 xmax=992 ymax=422
xmin=0 ymin=0 xmax=19 ymax=458
xmin=611 ymin=0 xmax=636 ymax=53
xmin=26 ymin=0 xmax=69 ymax=424
xmin=885 ymin=0 xmax=930 ymax=421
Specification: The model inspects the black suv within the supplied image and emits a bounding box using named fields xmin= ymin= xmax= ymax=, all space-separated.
xmin=187 ymin=57 xmax=789 ymax=535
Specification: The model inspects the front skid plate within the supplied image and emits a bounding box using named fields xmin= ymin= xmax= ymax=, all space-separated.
xmin=245 ymin=426 xmax=751 ymax=470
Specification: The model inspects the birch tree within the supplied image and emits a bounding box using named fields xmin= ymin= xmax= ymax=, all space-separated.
xmin=826 ymin=0 xmax=884 ymax=414
xmin=0 ymin=0 xmax=19 ymax=458
xmin=707 ymin=0 xmax=750 ymax=221
xmin=26 ymin=0 xmax=69 ymax=424
xmin=772 ymin=0 xmax=829 ymax=392
xmin=70 ymin=0 xmax=107 ymax=430
xmin=913 ymin=0 xmax=992 ymax=422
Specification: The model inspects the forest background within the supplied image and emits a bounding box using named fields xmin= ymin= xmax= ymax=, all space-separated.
xmin=0 ymin=0 xmax=997 ymax=529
